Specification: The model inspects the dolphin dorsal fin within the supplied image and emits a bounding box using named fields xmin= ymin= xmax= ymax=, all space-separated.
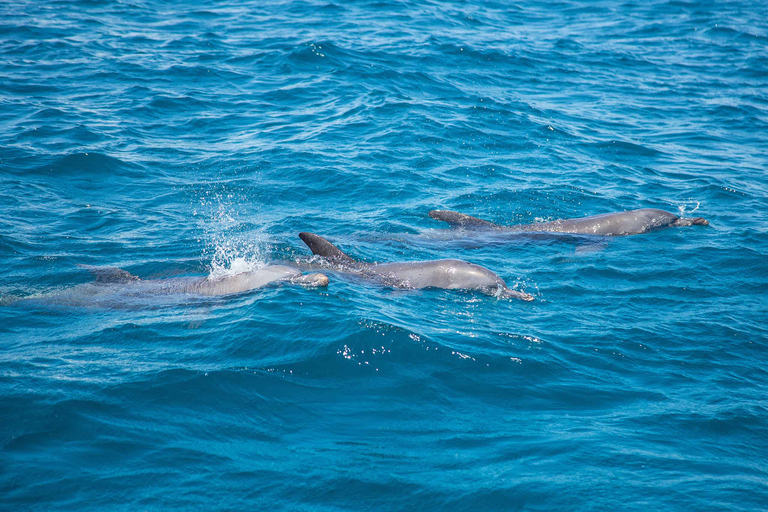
xmin=428 ymin=210 xmax=500 ymax=229
xmin=298 ymin=233 xmax=357 ymax=264
xmin=79 ymin=264 xmax=140 ymax=283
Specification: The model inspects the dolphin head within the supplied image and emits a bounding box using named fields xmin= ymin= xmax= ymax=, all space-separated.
xmin=291 ymin=272 xmax=330 ymax=287
xmin=639 ymin=209 xmax=709 ymax=232
xmin=449 ymin=261 xmax=535 ymax=301
xmin=671 ymin=216 xmax=709 ymax=227
xmin=498 ymin=287 xmax=535 ymax=301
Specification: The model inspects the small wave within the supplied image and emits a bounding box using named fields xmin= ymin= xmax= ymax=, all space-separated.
xmin=588 ymin=140 xmax=664 ymax=157
xmin=33 ymin=152 xmax=141 ymax=176
xmin=30 ymin=107 xmax=74 ymax=120
xmin=147 ymin=94 xmax=210 ymax=111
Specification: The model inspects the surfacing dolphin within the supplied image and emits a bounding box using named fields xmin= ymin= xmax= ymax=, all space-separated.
xmin=429 ymin=208 xmax=708 ymax=236
xmin=298 ymin=232 xmax=534 ymax=301
xmin=23 ymin=264 xmax=329 ymax=308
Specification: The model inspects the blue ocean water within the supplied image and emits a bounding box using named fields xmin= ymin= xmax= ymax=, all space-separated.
xmin=2 ymin=0 xmax=768 ymax=509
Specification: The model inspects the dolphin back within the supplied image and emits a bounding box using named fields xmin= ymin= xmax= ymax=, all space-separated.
xmin=428 ymin=210 xmax=499 ymax=229
xmin=78 ymin=264 xmax=140 ymax=283
xmin=298 ymin=233 xmax=357 ymax=264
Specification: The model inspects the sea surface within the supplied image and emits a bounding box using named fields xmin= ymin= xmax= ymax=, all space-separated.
xmin=1 ymin=0 xmax=767 ymax=510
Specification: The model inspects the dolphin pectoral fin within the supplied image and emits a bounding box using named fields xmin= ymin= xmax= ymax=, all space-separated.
xmin=78 ymin=264 xmax=140 ymax=283
xmin=672 ymin=217 xmax=709 ymax=227
xmin=290 ymin=272 xmax=329 ymax=287
xmin=428 ymin=210 xmax=500 ymax=229
xmin=298 ymin=233 xmax=357 ymax=264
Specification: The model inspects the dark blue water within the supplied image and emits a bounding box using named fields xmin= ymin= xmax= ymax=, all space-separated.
xmin=2 ymin=0 xmax=768 ymax=509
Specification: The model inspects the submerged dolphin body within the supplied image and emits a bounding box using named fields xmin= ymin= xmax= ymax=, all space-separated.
xmin=24 ymin=265 xmax=329 ymax=308
xmin=298 ymin=232 xmax=534 ymax=301
xmin=428 ymin=208 xmax=708 ymax=236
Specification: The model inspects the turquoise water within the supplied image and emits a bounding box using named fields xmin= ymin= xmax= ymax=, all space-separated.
xmin=2 ymin=0 xmax=768 ymax=509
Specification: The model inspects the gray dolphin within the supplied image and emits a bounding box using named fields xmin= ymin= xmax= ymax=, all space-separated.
xmin=429 ymin=208 xmax=708 ymax=236
xmin=22 ymin=264 xmax=329 ymax=308
xmin=298 ymin=232 xmax=534 ymax=301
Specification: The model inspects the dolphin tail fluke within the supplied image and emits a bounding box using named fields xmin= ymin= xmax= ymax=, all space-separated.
xmin=78 ymin=264 xmax=140 ymax=283
xmin=428 ymin=210 xmax=500 ymax=229
xmin=298 ymin=233 xmax=357 ymax=264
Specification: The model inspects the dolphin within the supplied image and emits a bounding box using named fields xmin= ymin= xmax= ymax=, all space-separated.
xmin=298 ymin=232 xmax=534 ymax=301
xmin=428 ymin=208 xmax=709 ymax=236
xmin=21 ymin=264 xmax=329 ymax=308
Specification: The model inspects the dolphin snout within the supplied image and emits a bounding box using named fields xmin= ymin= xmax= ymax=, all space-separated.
xmin=307 ymin=273 xmax=329 ymax=287
xmin=293 ymin=272 xmax=329 ymax=287
xmin=672 ymin=216 xmax=709 ymax=228
xmin=502 ymin=288 xmax=535 ymax=301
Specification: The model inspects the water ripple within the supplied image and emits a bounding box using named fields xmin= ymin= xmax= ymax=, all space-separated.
xmin=1 ymin=0 xmax=767 ymax=509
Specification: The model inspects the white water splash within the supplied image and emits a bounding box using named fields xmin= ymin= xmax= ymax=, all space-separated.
xmin=195 ymin=180 xmax=268 ymax=280
xmin=208 ymin=252 xmax=266 ymax=280
xmin=677 ymin=201 xmax=701 ymax=218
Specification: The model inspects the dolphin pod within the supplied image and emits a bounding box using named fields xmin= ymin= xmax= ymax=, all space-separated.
xmin=298 ymin=232 xmax=534 ymax=301
xmin=428 ymin=208 xmax=708 ymax=236
xmin=16 ymin=206 xmax=708 ymax=307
